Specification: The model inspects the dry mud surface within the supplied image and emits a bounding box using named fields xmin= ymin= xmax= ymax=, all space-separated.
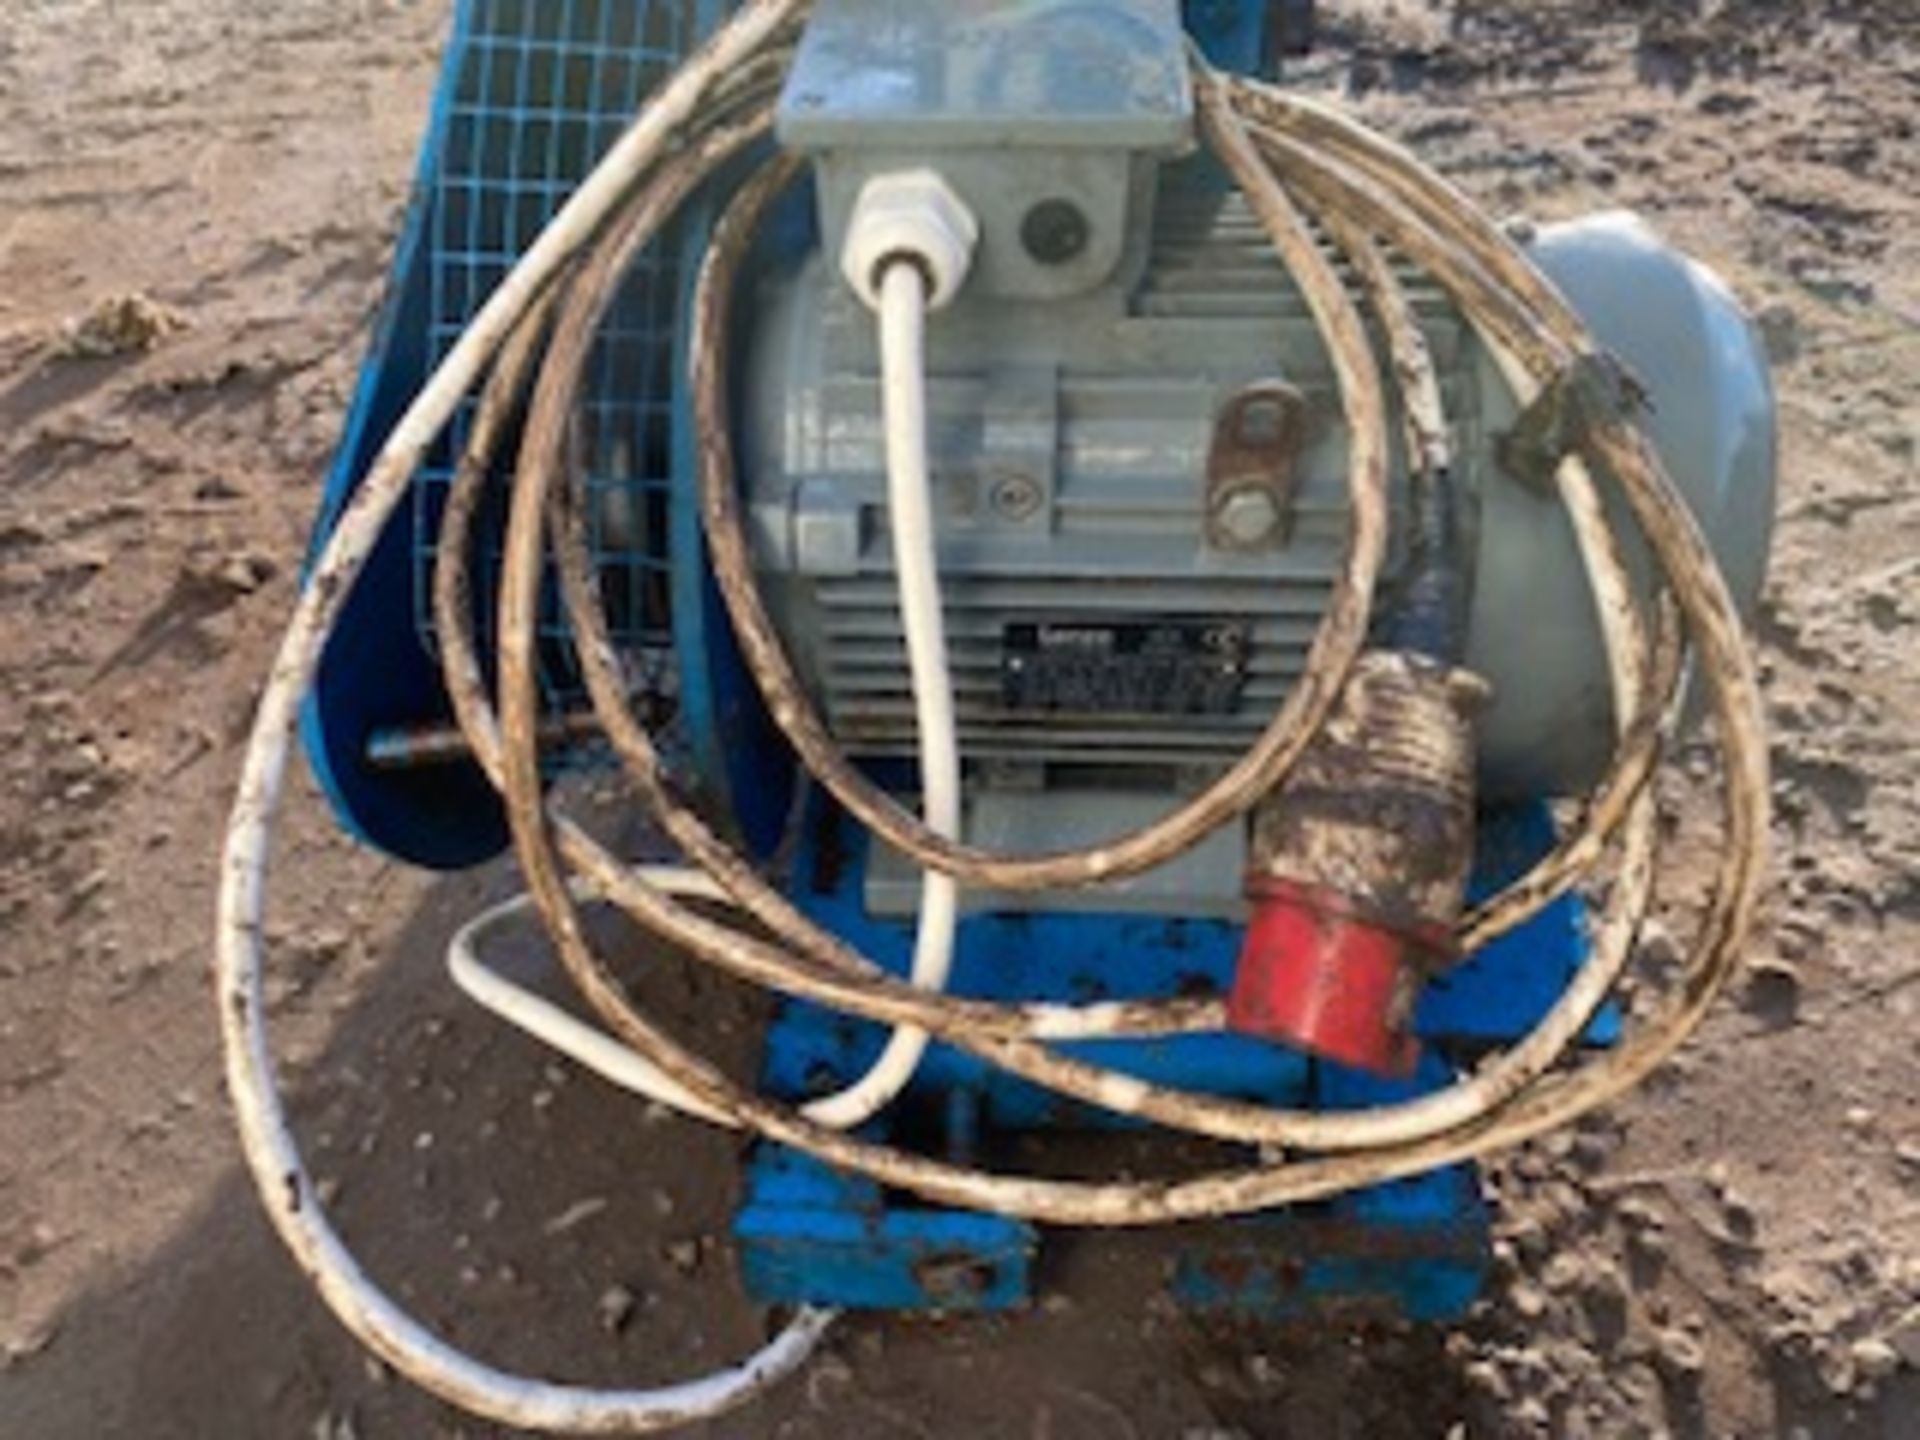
xmin=2 ymin=2 xmax=1917 ymax=1436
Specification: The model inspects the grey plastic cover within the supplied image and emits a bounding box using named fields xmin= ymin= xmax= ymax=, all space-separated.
xmin=778 ymin=0 xmax=1192 ymax=151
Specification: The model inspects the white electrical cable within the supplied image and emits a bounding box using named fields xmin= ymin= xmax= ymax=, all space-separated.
xmin=212 ymin=6 xmax=838 ymax=1433
xmin=449 ymin=874 xmax=740 ymax=1128
xmin=802 ymin=258 xmax=964 ymax=1128
xmin=779 ymin=182 xmax=976 ymax=1128
xmin=216 ymin=9 xmax=1768 ymax=1426
xmin=449 ymin=207 xmax=969 ymax=1139
xmin=448 ymin=852 xmax=956 ymax=1141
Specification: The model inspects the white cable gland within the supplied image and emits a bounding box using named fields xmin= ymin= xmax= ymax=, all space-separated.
xmin=840 ymin=169 xmax=980 ymax=313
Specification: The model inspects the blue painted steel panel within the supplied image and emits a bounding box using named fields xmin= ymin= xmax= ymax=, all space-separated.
xmin=302 ymin=0 xmax=507 ymax=868
xmin=305 ymin=0 xmax=715 ymax=866
xmin=736 ymin=800 xmax=1597 ymax=1319
xmin=1184 ymin=0 xmax=1270 ymax=71
xmin=1420 ymin=803 xmax=1622 ymax=1046
xmin=1170 ymin=1056 xmax=1488 ymax=1321
xmin=737 ymin=1148 xmax=1035 ymax=1312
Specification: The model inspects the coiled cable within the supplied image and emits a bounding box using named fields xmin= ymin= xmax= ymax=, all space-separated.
xmin=216 ymin=3 xmax=1767 ymax=1429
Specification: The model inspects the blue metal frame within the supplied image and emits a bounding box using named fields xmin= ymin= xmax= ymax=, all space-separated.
xmin=734 ymin=800 xmax=1610 ymax=1319
xmin=305 ymin=0 xmax=727 ymax=867
xmin=302 ymin=0 xmax=499 ymax=868
xmin=1184 ymin=0 xmax=1270 ymax=71
xmin=1171 ymin=1056 xmax=1491 ymax=1324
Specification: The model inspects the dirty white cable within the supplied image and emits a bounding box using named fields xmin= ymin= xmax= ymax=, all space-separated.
xmin=448 ymin=872 xmax=740 ymax=1128
xmin=470 ymin=180 xmax=1664 ymax=1160
xmin=213 ymin=4 xmax=836 ymax=1434
xmin=471 ymin=189 xmax=978 ymax=1137
xmin=218 ymin=4 xmax=1769 ymax=1428
xmin=476 ymin=248 xmax=973 ymax=1137
xmin=805 ymin=256 xmax=964 ymax=1128
xmin=473 ymin=67 xmax=1764 ymax=1223
xmin=440 ymin=256 xmax=967 ymax=1403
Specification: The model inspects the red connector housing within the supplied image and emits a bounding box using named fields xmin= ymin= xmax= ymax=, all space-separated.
xmin=1228 ymin=875 xmax=1452 ymax=1078
xmin=1226 ymin=651 xmax=1486 ymax=1078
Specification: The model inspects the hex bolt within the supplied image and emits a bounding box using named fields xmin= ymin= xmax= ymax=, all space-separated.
xmin=1236 ymin=395 xmax=1290 ymax=448
xmin=913 ymin=1253 xmax=996 ymax=1302
xmin=1213 ymin=486 xmax=1284 ymax=548
xmin=989 ymin=472 xmax=1044 ymax=521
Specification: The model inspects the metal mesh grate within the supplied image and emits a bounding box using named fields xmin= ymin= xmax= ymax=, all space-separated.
xmin=413 ymin=0 xmax=722 ymax=714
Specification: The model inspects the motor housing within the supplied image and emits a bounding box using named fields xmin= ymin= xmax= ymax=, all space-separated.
xmin=741 ymin=195 xmax=1771 ymax=863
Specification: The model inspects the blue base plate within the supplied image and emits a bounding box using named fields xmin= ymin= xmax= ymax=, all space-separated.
xmin=734 ymin=799 xmax=1611 ymax=1319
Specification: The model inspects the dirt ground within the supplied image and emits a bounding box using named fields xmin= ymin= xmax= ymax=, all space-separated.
xmin=2 ymin=1 xmax=1917 ymax=1436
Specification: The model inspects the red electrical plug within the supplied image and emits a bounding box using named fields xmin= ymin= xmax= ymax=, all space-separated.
xmin=1227 ymin=650 xmax=1488 ymax=1077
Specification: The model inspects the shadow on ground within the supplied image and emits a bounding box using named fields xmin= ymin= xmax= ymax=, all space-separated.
xmin=8 ymin=829 xmax=1911 ymax=1438
xmin=4 ymin=843 xmax=1492 ymax=1440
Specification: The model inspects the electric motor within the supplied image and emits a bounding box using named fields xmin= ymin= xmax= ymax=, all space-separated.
xmin=738 ymin=4 xmax=1773 ymax=916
